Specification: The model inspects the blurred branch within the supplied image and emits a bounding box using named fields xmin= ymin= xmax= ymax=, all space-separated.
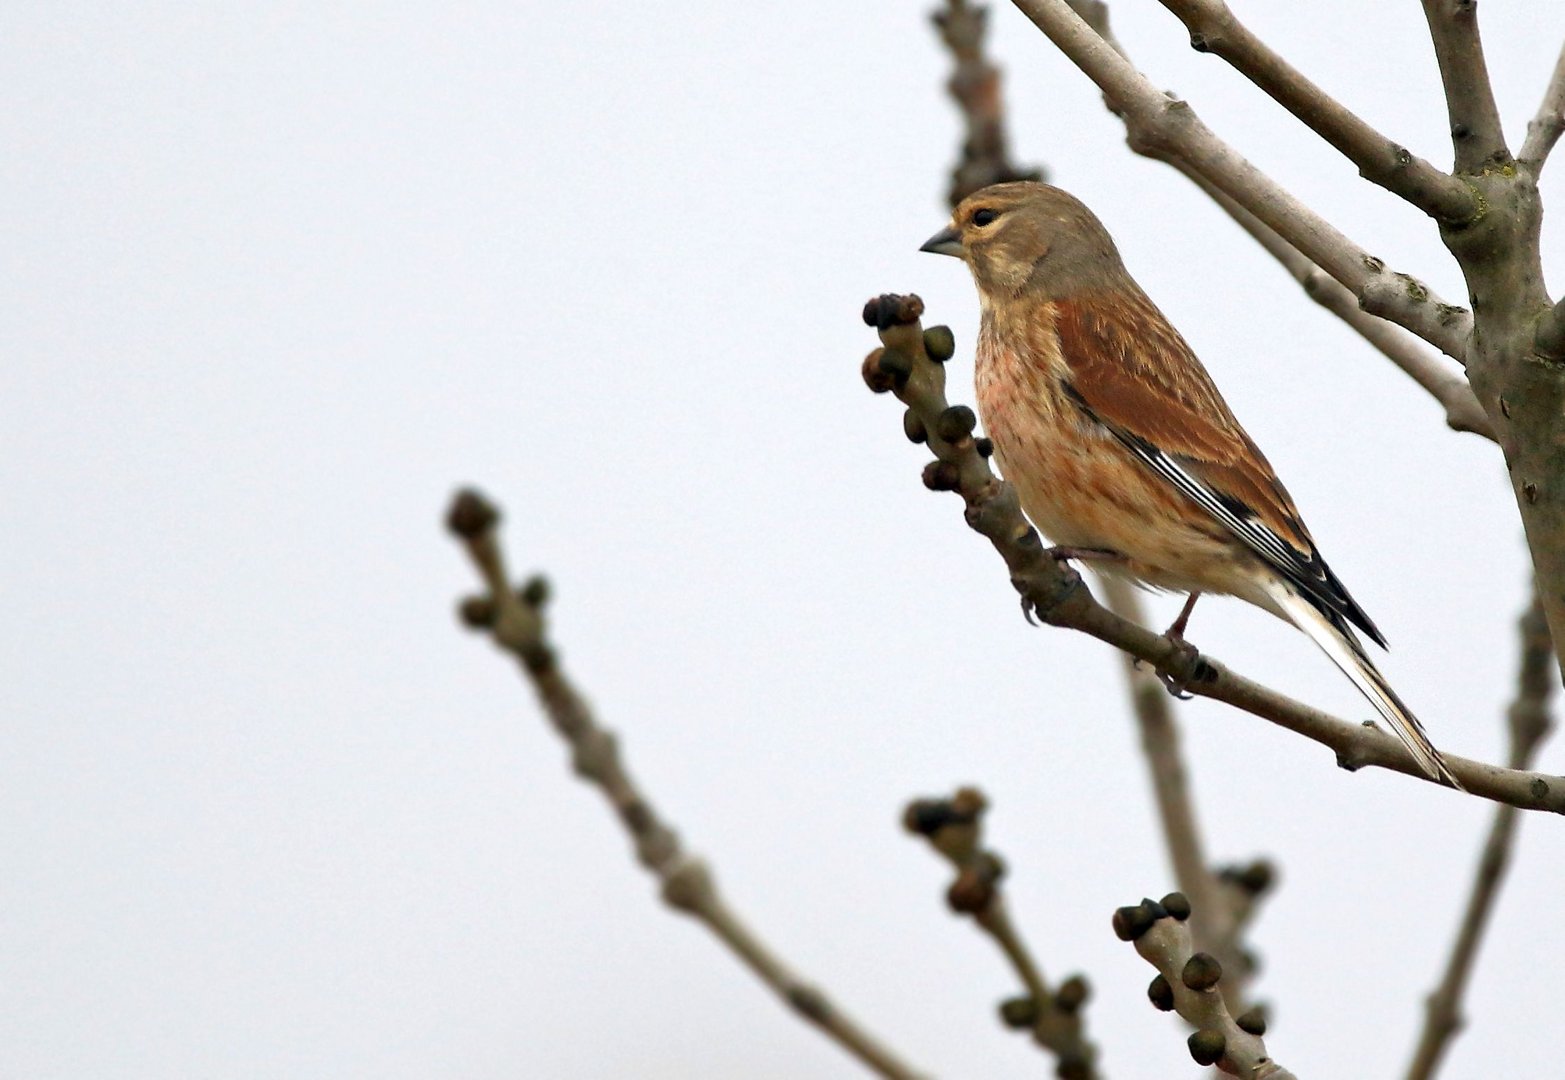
xmin=1404 ymin=590 xmax=1556 ymax=1080
xmin=1098 ymin=579 xmax=1275 ymax=1012
xmin=904 ymin=788 xmax=1101 ymax=1078
xmin=1419 ymin=0 xmax=1509 ymax=174
xmin=1155 ymin=0 xmax=1476 ymax=222
xmin=932 ymin=0 xmax=1044 ymax=206
xmin=1008 ymin=0 xmax=1472 ymax=363
xmin=1054 ymin=0 xmax=1486 ymax=431
xmin=1518 ymin=42 xmax=1565 ymax=177
xmin=445 ymin=490 xmax=929 ymax=1080
xmin=861 ymin=294 xmax=1565 ymax=811
xmin=1113 ymin=896 xmax=1291 ymax=1078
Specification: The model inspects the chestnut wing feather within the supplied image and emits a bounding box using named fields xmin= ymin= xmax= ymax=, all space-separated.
xmin=1054 ymin=291 xmax=1387 ymax=648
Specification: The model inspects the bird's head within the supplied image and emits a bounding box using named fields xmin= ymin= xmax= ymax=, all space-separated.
xmin=920 ymin=182 xmax=1128 ymax=301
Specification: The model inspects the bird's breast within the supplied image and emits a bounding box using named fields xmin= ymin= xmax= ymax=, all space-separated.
xmin=973 ymin=304 xmax=1241 ymax=594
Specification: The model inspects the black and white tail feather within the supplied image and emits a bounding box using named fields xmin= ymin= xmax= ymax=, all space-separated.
xmin=1103 ymin=430 xmax=1462 ymax=789
xmin=1265 ymin=582 xmax=1461 ymax=789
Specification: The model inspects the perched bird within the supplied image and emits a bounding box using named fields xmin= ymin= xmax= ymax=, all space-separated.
xmin=920 ymin=181 xmax=1457 ymax=786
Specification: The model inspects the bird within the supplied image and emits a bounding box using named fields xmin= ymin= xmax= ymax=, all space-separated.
xmin=919 ymin=180 xmax=1458 ymax=787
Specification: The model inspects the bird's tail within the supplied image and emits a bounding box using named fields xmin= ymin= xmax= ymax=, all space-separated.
xmin=1264 ymin=582 xmax=1461 ymax=789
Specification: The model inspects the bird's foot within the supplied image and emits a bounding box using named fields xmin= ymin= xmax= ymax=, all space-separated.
xmin=1155 ymin=635 xmax=1201 ymax=699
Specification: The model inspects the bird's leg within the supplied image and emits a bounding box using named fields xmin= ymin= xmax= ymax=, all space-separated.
xmin=1164 ymin=591 xmax=1201 ymax=642
xmin=1044 ymin=545 xmax=1125 ymax=564
xmin=1156 ymin=592 xmax=1203 ymax=699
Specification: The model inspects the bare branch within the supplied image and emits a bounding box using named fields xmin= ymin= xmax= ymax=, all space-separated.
xmin=862 ymin=294 xmax=1565 ymax=812
xmin=1518 ymin=41 xmax=1565 ymax=176
xmin=1420 ymin=0 xmax=1510 ymax=174
xmin=1405 ymin=591 xmax=1556 ymax=1080
xmin=445 ymin=491 xmax=929 ymax=1080
xmin=1155 ymin=0 xmax=1476 ymax=222
xmin=1100 ymin=579 xmax=1256 ymax=1010
xmin=1175 ymin=165 xmax=1492 ymax=439
xmin=1113 ymin=896 xmax=1293 ymax=1078
xmin=932 ymin=0 xmax=1045 ymax=206
xmin=1056 ymin=0 xmax=1490 ymax=437
xmin=904 ymin=789 xmax=1102 ymax=1077
xmin=1008 ymin=0 xmax=1473 ymax=363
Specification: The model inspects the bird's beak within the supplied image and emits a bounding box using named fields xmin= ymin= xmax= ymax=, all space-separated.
xmin=919 ymin=225 xmax=964 ymax=258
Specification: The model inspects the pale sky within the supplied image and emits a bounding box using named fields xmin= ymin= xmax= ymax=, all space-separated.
xmin=6 ymin=3 xmax=1565 ymax=1078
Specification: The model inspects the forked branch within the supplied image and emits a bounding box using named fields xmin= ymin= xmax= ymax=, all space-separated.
xmin=1420 ymin=0 xmax=1510 ymax=174
xmin=1518 ymin=42 xmax=1565 ymax=176
xmin=1009 ymin=0 xmax=1472 ymax=363
xmin=1155 ymin=0 xmax=1476 ymax=222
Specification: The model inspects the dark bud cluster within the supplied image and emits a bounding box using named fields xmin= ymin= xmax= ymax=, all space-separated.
xmin=947 ymin=851 xmax=1004 ymax=913
xmin=922 ymin=460 xmax=961 ymax=492
xmin=446 ymin=488 xmax=499 ymax=539
xmin=1111 ymin=897 xmax=1169 ymax=942
xmin=1219 ymin=859 xmax=1276 ymax=897
xmin=902 ymin=787 xmax=986 ymax=836
xmin=861 ymin=293 xmax=925 ymax=330
xmin=922 ymin=324 xmax=956 ymax=361
xmin=1235 ymin=1006 xmax=1268 ymax=1036
xmin=519 ymin=575 xmax=551 ymax=608
xmin=1187 ymin=1029 xmax=1227 ymax=1067
xmin=1180 ymin=952 xmax=1223 ymax=992
xmin=1055 ymin=974 xmax=1090 ymax=1014
xmin=998 ymin=995 xmax=1037 ymax=1029
xmin=935 ymin=405 xmax=977 ymax=442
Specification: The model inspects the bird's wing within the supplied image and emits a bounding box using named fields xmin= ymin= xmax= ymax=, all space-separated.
xmin=1054 ymin=289 xmax=1387 ymax=648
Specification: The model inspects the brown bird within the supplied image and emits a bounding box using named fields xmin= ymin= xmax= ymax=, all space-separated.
xmin=920 ymin=181 xmax=1457 ymax=786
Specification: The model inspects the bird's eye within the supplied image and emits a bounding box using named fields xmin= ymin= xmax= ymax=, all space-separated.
xmin=971 ymin=208 xmax=1000 ymax=227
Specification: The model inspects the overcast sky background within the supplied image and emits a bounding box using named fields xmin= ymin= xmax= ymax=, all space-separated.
xmin=6 ymin=3 xmax=1565 ymax=1077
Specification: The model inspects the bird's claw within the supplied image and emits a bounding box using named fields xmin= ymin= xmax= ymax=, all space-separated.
xmin=1020 ymin=596 xmax=1039 ymax=626
xmin=1156 ymin=632 xmax=1203 ymax=700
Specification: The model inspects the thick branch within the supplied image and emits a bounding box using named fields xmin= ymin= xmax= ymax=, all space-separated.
xmin=1404 ymin=591 xmax=1555 ymax=1080
xmin=445 ymin=492 xmax=929 ymax=1080
xmin=862 ymin=295 xmax=1565 ymax=813
xmin=905 ymin=789 xmax=1102 ymax=1077
xmin=1009 ymin=0 xmax=1472 ymax=363
xmin=1420 ymin=0 xmax=1510 ymax=174
xmin=1518 ymin=41 xmax=1565 ymax=177
xmin=1156 ymin=0 xmax=1476 ymax=222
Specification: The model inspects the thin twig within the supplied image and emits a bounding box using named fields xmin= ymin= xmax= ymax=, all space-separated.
xmin=1404 ymin=590 xmax=1555 ymax=1080
xmin=905 ymin=789 xmax=1102 ymax=1077
xmin=862 ymin=294 xmax=1565 ymax=812
xmin=1008 ymin=0 xmax=1472 ymax=363
xmin=1113 ymin=896 xmax=1293 ymax=1078
xmin=932 ymin=0 xmax=1045 ymax=206
xmin=445 ymin=491 xmax=930 ymax=1080
xmin=1419 ymin=0 xmax=1510 ymax=174
xmin=1155 ymin=0 xmax=1475 ymax=222
xmin=1518 ymin=41 xmax=1565 ymax=177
